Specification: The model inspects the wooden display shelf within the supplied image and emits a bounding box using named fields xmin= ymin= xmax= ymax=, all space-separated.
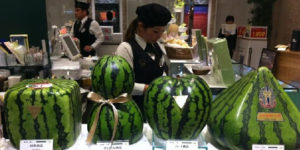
xmin=274 ymin=51 xmax=300 ymax=83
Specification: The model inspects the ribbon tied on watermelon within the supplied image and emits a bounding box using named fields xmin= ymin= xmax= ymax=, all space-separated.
xmin=86 ymin=92 xmax=130 ymax=145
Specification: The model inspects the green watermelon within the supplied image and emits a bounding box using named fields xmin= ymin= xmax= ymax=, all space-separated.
xmin=144 ymin=75 xmax=212 ymax=140
xmin=92 ymin=55 xmax=134 ymax=99
xmin=208 ymin=67 xmax=300 ymax=150
xmin=4 ymin=79 xmax=81 ymax=150
xmin=87 ymin=99 xmax=143 ymax=144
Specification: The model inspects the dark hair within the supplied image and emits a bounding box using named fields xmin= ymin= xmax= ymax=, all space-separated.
xmin=106 ymin=11 xmax=113 ymax=20
xmin=124 ymin=3 xmax=171 ymax=42
xmin=226 ymin=15 xmax=234 ymax=22
xmin=124 ymin=18 xmax=139 ymax=42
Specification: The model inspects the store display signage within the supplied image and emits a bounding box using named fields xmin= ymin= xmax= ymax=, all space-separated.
xmin=237 ymin=26 xmax=246 ymax=37
xmin=97 ymin=141 xmax=129 ymax=150
xmin=250 ymin=27 xmax=267 ymax=39
xmin=166 ymin=140 xmax=198 ymax=150
xmin=252 ymin=144 xmax=284 ymax=150
xmin=20 ymin=139 xmax=53 ymax=150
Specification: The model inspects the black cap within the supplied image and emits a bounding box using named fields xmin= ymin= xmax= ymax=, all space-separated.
xmin=75 ymin=0 xmax=90 ymax=10
xmin=136 ymin=3 xmax=171 ymax=27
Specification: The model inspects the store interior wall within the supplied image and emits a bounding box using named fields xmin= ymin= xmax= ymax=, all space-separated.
xmin=270 ymin=0 xmax=300 ymax=49
xmin=126 ymin=0 xmax=174 ymax=29
xmin=45 ymin=0 xmax=75 ymax=39
xmin=214 ymin=0 xmax=253 ymax=37
xmin=0 ymin=0 xmax=48 ymax=48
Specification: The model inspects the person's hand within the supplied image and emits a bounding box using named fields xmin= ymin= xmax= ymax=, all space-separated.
xmin=225 ymin=33 xmax=231 ymax=37
xmin=84 ymin=45 xmax=93 ymax=52
xmin=144 ymin=84 xmax=149 ymax=93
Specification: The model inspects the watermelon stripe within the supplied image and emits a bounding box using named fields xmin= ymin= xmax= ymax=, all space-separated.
xmin=211 ymin=74 xmax=254 ymax=126
xmin=129 ymin=110 xmax=135 ymax=142
xmin=4 ymin=90 xmax=18 ymax=146
xmin=239 ymin=80 xmax=258 ymax=149
xmin=213 ymin=72 xmax=254 ymax=106
xmin=211 ymin=72 xmax=255 ymax=117
xmin=268 ymin=73 xmax=300 ymax=147
xmin=100 ymin=58 xmax=109 ymax=97
xmin=40 ymin=89 xmax=50 ymax=138
xmin=16 ymin=88 xmax=27 ymax=139
xmin=167 ymin=91 xmax=173 ymax=138
xmin=217 ymin=78 xmax=255 ymax=144
xmin=191 ymin=80 xmax=211 ymax=138
xmin=110 ymin=61 xmax=118 ymax=98
xmin=273 ymin=122 xmax=284 ymax=144
xmin=105 ymin=106 xmax=113 ymax=139
xmin=51 ymin=87 xmax=68 ymax=148
xmin=152 ymin=79 xmax=169 ymax=138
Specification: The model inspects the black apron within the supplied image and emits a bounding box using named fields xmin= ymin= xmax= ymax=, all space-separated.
xmin=74 ymin=18 xmax=97 ymax=57
xmin=128 ymin=39 xmax=168 ymax=120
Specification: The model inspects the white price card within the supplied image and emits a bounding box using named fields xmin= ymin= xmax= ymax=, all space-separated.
xmin=166 ymin=140 xmax=198 ymax=150
xmin=252 ymin=144 xmax=284 ymax=150
xmin=20 ymin=139 xmax=53 ymax=150
xmin=97 ymin=141 xmax=129 ymax=150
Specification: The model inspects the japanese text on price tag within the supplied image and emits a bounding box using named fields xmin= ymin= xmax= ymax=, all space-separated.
xmin=252 ymin=144 xmax=284 ymax=150
xmin=97 ymin=141 xmax=129 ymax=150
xmin=166 ymin=140 xmax=198 ymax=150
xmin=20 ymin=139 xmax=53 ymax=150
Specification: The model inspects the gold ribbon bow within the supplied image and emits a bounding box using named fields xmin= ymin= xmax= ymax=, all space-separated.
xmin=86 ymin=92 xmax=130 ymax=145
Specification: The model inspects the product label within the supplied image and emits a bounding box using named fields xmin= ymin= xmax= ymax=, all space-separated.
xmin=173 ymin=95 xmax=188 ymax=109
xmin=252 ymin=144 xmax=284 ymax=150
xmin=26 ymin=83 xmax=52 ymax=89
xmin=259 ymin=86 xmax=276 ymax=109
xmin=27 ymin=106 xmax=42 ymax=119
xmin=20 ymin=139 xmax=53 ymax=150
xmin=97 ymin=141 xmax=129 ymax=150
xmin=257 ymin=112 xmax=283 ymax=122
xmin=166 ymin=140 xmax=198 ymax=150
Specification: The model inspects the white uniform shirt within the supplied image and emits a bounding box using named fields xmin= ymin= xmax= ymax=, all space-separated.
xmin=115 ymin=34 xmax=169 ymax=95
xmin=71 ymin=16 xmax=104 ymax=49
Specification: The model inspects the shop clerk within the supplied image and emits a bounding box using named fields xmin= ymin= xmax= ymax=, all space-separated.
xmin=115 ymin=3 xmax=171 ymax=115
xmin=71 ymin=0 xmax=104 ymax=57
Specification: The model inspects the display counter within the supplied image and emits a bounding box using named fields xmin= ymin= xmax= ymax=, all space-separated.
xmin=183 ymin=63 xmax=298 ymax=94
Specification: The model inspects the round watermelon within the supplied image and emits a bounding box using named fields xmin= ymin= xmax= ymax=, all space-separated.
xmin=208 ymin=67 xmax=300 ymax=150
xmin=87 ymin=99 xmax=143 ymax=144
xmin=144 ymin=75 xmax=212 ymax=140
xmin=92 ymin=55 xmax=134 ymax=99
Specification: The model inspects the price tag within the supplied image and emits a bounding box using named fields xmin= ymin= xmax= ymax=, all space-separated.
xmin=97 ymin=141 xmax=129 ymax=150
xmin=166 ymin=140 xmax=198 ymax=150
xmin=20 ymin=139 xmax=53 ymax=150
xmin=252 ymin=144 xmax=284 ymax=150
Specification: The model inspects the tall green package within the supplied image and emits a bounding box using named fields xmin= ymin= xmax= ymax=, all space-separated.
xmin=207 ymin=38 xmax=235 ymax=86
xmin=4 ymin=79 xmax=82 ymax=150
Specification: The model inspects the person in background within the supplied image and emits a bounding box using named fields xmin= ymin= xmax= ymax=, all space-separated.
xmin=106 ymin=11 xmax=113 ymax=21
xmin=115 ymin=3 xmax=171 ymax=116
xmin=71 ymin=0 xmax=104 ymax=57
xmin=218 ymin=15 xmax=237 ymax=58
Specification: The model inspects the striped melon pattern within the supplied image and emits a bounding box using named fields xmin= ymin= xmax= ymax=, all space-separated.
xmin=92 ymin=55 xmax=134 ymax=99
xmin=208 ymin=67 xmax=300 ymax=150
xmin=87 ymin=99 xmax=143 ymax=144
xmin=144 ymin=75 xmax=212 ymax=139
xmin=4 ymin=79 xmax=81 ymax=150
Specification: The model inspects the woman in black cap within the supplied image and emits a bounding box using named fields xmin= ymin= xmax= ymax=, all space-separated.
xmin=115 ymin=3 xmax=171 ymax=117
